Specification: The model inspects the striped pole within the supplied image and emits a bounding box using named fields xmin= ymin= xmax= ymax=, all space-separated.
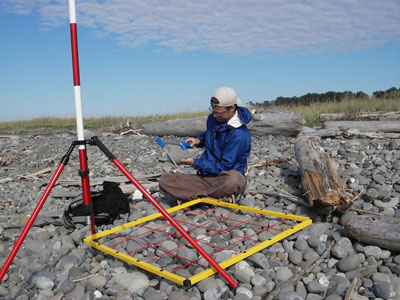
xmin=68 ymin=0 xmax=84 ymax=141
xmin=68 ymin=0 xmax=95 ymax=234
xmin=0 ymin=0 xmax=96 ymax=284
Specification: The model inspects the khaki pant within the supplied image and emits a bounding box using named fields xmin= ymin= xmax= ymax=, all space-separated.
xmin=159 ymin=170 xmax=246 ymax=201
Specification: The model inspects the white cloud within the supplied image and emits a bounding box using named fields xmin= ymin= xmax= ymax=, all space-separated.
xmin=2 ymin=0 xmax=400 ymax=54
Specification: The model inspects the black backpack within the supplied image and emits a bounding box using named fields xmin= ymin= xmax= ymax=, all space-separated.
xmin=61 ymin=181 xmax=131 ymax=228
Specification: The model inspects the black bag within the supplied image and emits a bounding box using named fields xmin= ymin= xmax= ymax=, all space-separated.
xmin=61 ymin=181 xmax=131 ymax=228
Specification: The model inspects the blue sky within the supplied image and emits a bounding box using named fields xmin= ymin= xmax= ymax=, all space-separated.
xmin=0 ymin=0 xmax=399 ymax=122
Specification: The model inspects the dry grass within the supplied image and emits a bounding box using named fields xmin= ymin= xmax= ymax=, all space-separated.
xmin=269 ymin=97 xmax=400 ymax=126
xmin=0 ymin=111 xmax=208 ymax=134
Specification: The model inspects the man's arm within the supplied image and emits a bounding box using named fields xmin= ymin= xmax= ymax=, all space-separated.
xmin=193 ymin=130 xmax=250 ymax=175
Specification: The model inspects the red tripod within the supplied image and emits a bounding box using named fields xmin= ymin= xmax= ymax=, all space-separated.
xmin=0 ymin=136 xmax=237 ymax=287
xmin=0 ymin=139 xmax=95 ymax=282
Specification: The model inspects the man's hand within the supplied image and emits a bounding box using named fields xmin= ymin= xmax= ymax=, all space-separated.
xmin=185 ymin=137 xmax=201 ymax=148
xmin=180 ymin=158 xmax=194 ymax=165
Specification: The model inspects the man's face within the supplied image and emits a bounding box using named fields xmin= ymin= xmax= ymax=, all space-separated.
xmin=211 ymin=105 xmax=235 ymax=123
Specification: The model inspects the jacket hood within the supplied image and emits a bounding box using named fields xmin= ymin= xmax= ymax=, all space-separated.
xmin=236 ymin=106 xmax=252 ymax=125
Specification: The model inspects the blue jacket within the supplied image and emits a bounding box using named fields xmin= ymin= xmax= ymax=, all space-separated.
xmin=192 ymin=106 xmax=252 ymax=175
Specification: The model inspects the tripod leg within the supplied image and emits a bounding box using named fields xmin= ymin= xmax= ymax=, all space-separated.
xmin=91 ymin=136 xmax=238 ymax=288
xmin=78 ymin=146 xmax=96 ymax=234
xmin=0 ymin=162 xmax=66 ymax=283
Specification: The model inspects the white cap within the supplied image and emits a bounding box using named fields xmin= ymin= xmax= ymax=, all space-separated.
xmin=211 ymin=87 xmax=242 ymax=107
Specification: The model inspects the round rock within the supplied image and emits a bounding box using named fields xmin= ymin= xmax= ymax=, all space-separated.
xmin=36 ymin=276 xmax=55 ymax=290
xmin=309 ymin=223 xmax=328 ymax=238
xmin=331 ymin=237 xmax=354 ymax=259
xmin=288 ymin=250 xmax=303 ymax=265
xmin=276 ymin=267 xmax=293 ymax=282
xmin=373 ymin=282 xmax=392 ymax=299
xmin=88 ymin=275 xmax=107 ymax=288
xmin=337 ymin=254 xmax=361 ymax=272
xmin=364 ymin=246 xmax=382 ymax=259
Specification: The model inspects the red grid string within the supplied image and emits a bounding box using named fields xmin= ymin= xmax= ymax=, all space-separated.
xmin=104 ymin=205 xmax=290 ymax=275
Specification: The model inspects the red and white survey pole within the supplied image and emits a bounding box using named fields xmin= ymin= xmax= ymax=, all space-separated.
xmin=68 ymin=0 xmax=95 ymax=234
xmin=69 ymin=0 xmax=84 ymax=141
xmin=0 ymin=1 xmax=96 ymax=283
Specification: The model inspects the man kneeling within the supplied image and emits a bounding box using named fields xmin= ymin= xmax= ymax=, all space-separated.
xmin=159 ymin=87 xmax=252 ymax=203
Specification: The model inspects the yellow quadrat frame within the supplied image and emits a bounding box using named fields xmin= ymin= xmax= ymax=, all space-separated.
xmin=84 ymin=198 xmax=312 ymax=286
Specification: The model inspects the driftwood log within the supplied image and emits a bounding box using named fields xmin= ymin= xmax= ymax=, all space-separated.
xmin=299 ymin=127 xmax=400 ymax=139
xmin=142 ymin=117 xmax=207 ymax=137
xmin=320 ymin=111 xmax=400 ymax=122
xmin=142 ymin=110 xmax=305 ymax=137
xmin=344 ymin=214 xmax=400 ymax=251
xmin=294 ymin=138 xmax=350 ymax=207
xmin=248 ymin=109 xmax=305 ymax=137
xmin=324 ymin=121 xmax=400 ymax=133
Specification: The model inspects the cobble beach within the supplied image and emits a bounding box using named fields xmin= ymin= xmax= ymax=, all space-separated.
xmin=0 ymin=132 xmax=399 ymax=300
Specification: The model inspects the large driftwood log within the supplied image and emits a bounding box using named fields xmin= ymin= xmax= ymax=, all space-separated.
xmin=248 ymin=109 xmax=305 ymax=137
xmin=294 ymin=138 xmax=350 ymax=207
xmin=344 ymin=214 xmax=400 ymax=251
xmin=142 ymin=110 xmax=304 ymax=137
xmin=324 ymin=121 xmax=400 ymax=133
xmin=299 ymin=127 xmax=400 ymax=139
xmin=320 ymin=111 xmax=400 ymax=122
xmin=142 ymin=117 xmax=207 ymax=137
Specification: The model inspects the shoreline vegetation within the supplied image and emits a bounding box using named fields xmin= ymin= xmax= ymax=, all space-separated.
xmin=0 ymin=111 xmax=208 ymax=135
xmin=276 ymin=95 xmax=400 ymax=127
xmin=1 ymin=89 xmax=399 ymax=134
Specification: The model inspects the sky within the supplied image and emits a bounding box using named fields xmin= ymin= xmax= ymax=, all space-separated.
xmin=0 ymin=0 xmax=399 ymax=122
